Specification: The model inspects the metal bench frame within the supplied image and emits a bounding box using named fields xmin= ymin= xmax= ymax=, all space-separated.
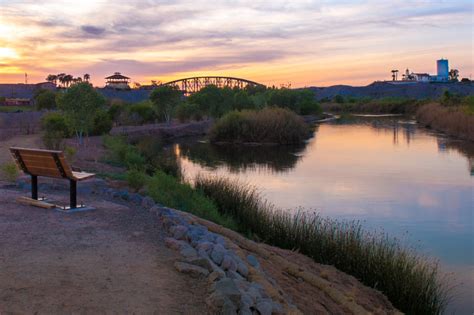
xmin=10 ymin=147 xmax=95 ymax=209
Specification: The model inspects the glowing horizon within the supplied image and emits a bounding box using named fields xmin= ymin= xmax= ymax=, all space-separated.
xmin=0 ymin=0 xmax=472 ymax=87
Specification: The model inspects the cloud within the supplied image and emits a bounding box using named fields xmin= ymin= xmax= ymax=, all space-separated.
xmin=81 ymin=25 xmax=106 ymax=36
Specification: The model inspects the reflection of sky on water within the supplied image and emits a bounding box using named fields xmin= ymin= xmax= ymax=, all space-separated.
xmin=176 ymin=120 xmax=473 ymax=313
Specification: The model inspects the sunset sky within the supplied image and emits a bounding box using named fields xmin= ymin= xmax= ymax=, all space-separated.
xmin=0 ymin=0 xmax=472 ymax=87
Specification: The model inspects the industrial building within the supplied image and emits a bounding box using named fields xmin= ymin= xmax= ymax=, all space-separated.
xmin=390 ymin=59 xmax=452 ymax=83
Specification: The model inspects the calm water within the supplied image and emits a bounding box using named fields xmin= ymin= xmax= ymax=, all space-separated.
xmin=173 ymin=117 xmax=474 ymax=314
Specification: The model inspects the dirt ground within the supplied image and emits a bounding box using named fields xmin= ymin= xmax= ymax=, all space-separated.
xmin=0 ymin=188 xmax=207 ymax=314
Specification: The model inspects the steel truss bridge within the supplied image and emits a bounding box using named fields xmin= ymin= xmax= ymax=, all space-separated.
xmin=161 ymin=76 xmax=265 ymax=95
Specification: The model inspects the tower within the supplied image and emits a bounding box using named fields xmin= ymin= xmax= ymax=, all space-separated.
xmin=437 ymin=59 xmax=449 ymax=80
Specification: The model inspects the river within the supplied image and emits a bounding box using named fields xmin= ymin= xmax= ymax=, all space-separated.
xmin=172 ymin=116 xmax=473 ymax=314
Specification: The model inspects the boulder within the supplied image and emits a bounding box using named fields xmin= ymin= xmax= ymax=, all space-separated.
xmin=164 ymin=237 xmax=188 ymax=250
xmin=210 ymin=244 xmax=226 ymax=265
xmin=210 ymin=278 xmax=241 ymax=305
xmin=255 ymin=299 xmax=273 ymax=315
xmin=186 ymin=256 xmax=214 ymax=272
xmin=174 ymin=262 xmax=209 ymax=278
xmin=246 ymin=255 xmax=260 ymax=269
xmin=170 ymin=225 xmax=188 ymax=240
xmin=180 ymin=245 xmax=198 ymax=259
xmin=221 ymin=255 xmax=237 ymax=272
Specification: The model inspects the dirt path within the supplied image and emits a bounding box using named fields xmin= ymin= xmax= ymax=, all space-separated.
xmin=0 ymin=188 xmax=207 ymax=314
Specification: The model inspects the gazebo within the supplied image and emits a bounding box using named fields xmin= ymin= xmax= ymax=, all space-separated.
xmin=105 ymin=72 xmax=130 ymax=89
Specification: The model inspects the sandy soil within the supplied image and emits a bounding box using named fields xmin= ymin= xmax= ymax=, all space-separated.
xmin=0 ymin=188 xmax=207 ymax=314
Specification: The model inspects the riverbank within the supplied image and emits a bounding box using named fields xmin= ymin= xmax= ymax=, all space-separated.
xmin=0 ymin=180 xmax=400 ymax=314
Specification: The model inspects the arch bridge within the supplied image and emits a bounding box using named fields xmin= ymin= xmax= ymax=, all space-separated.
xmin=160 ymin=76 xmax=265 ymax=95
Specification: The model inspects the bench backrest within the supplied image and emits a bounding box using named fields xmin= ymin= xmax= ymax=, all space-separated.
xmin=10 ymin=147 xmax=74 ymax=179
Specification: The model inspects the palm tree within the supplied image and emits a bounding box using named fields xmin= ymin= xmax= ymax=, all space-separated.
xmin=57 ymin=73 xmax=66 ymax=87
xmin=45 ymin=74 xmax=58 ymax=85
xmin=83 ymin=73 xmax=90 ymax=82
xmin=63 ymin=74 xmax=74 ymax=88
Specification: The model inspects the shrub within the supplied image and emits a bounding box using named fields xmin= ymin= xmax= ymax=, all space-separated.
xmin=209 ymin=107 xmax=309 ymax=144
xmin=461 ymin=95 xmax=474 ymax=115
xmin=175 ymin=102 xmax=202 ymax=122
xmin=35 ymin=89 xmax=57 ymax=110
xmin=41 ymin=112 xmax=71 ymax=149
xmin=146 ymin=171 xmax=236 ymax=229
xmin=150 ymin=85 xmax=183 ymax=123
xmin=91 ymin=110 xmax=113 ymax=135
xmin=333 ymin=95 xmax=345 ymax=104
xmin=0 ymin=162 xmax=19 ymax=183
xmin=195 ymin=175 xmax=451 ymax=315
xmin=126 ymin=169 xmax=147 ymax=192
xmin=128 ymin=101 xmax=156 ymax=124
xmin=64 ymin=146 xmax=77 ymax=163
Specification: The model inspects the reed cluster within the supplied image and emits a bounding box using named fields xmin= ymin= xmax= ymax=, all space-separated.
xmin=209 ymin=107 xmax=310 ymax=144
xmin=416 ymin=103 xmax=474 ymax=141
xmin=195 ymin=175 xmax=450 ymax=315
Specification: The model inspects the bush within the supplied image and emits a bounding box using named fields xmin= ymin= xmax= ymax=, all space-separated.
xmin=41 ymin=112 xmax=71 ymax=149
xmin=209 ymin=108 xmax=309 ymax=144
xmin=146 ymin=171 xmax=236 ymax=229
xmin=195 ymin=175 xmax=451 ymax=315
xmin=35 ymin=89 xmax=57 ymax=110
xmin=0 ymin=162 xmax=19 ymax=183
xmin=126 ymin=169 xmax=147 ymax=192
xmin=175 ymin=102 xmax=202 ymax=122
xmin=91 ymin=110 xmax=113 ymax=135
xmin=128 ymin=101 xmax=156 ymax=124
xmin=103 ymin=136 xmax=146 ymax=169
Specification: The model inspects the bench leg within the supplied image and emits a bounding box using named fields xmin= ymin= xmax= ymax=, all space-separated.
xmin=70 ymin=180 xmax=77 ymax=209
xmin=31 ymin=175 xmax=38 ymax=200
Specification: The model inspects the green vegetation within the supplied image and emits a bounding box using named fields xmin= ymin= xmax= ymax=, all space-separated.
xmin=57 ymin=82 xmax=107 ymax=144
xmin=0 ymin=105 xmax=34 ymax=113
xmin=150 ymin=85 xmax=184 ymax=123
xmin=34 ymin=89 xmax=57 ymax=110
xmin=0 ymin=162 xmax=19 ymax=183
xmin=209 ymin=107 xmax=309 ymax=144
xmin=322 ymin=96 xmax=425 ymax=114
xmin=147 ymin=171 xmax=236 ymax=229
xmin=41 ymin=112 xmax=71 ymax=149
xmin=195 ymin=176 xmax=450 ymax=315
xmin=187 ymin=85 xmax=321 ymax=119
xmin=102 ymin=135 xmax=236 ymax=229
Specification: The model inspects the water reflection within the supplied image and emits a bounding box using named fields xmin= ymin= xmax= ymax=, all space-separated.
xmin=176 ymin=139 xmax=307 ymax=173
xmin=173 ymin=117 xmax=473 ymax=313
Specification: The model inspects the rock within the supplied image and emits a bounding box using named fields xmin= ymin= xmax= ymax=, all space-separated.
xmin=196 ymin=241 xmax=214 ymax=253
xmin=141 ymin=196 xmax=155 ymax=209
xmin=255 ymin=299 xmax=273 ymax=315
xmin=246 ymin=255 xmax=260 ymax=269
xmin=247 ymin=287 xmax=262 ymax=302
xmin=240 ymin=293 xmax=254 ymax=307
xmin=236 ymin=262 xmax=249 ymax=278
xmin=164 ymin=237 xmax=188 ymax=250
xmin=221 ymin=255 xmax=237 ymax=272
xmin=210 ymin=244 xmax=226 ymax=265
xmin=222 ymin=298 xmax=238 ymax=315
xmin=186 ymin=257 xmax=214 ymax=272
xmin=208 ymin=270 xmax=225 ymax=284
xmin=215 ymin=235 xmax=227 ymax=246
xmin=238 ymin=307 xmax=253 ymax=315
xmin=129 ymin=193 xmax=143 ymax=204
xmin=210 ymin=278 xmax=241 ymax=305
xmin=180 ymin=245 xmax=198 ymax=259
xmin=174 ymin=262 xmax=209 ymax=278
xmin=226 ymin=270 xmax=244 ymax=281
xmin=119 ymin=190 xmax=129 ymax=200
xmin=170 ymin=225 xmax=188 ymax=240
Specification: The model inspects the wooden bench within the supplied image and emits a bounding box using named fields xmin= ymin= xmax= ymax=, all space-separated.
xmin=10 ymin=147 xmax=95 ymax=209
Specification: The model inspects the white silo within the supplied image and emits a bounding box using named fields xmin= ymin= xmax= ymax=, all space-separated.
xmin=437 ymin=59 xmax=449 ymax=80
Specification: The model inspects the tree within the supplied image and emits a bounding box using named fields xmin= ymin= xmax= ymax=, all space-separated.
xmin=449 ymin=69 xmax=459 ymax=81
xmin=57 ymin=73 xmax=66 ymax=87
xmin=34 ymin=89 xmax=57 ymax=110
xmin=45 ymin=74 xmax=58 ymax=85
xmin=63 ymin=74 xmax=73 ymax=87
xmin=83 ymin=73 xmax=90 ymax=82
xmin=57 ymin=82 xmax=106 ymax=145
xmin=150 ymin=85 xmax=183 ymax=123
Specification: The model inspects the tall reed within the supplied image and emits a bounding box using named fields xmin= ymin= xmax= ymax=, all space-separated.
xmin=195 ymin=175 xmax=451 ymax=315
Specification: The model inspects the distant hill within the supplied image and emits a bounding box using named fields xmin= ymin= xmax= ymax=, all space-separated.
xmin=309 ymin=81 xmax=474 ymax=100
